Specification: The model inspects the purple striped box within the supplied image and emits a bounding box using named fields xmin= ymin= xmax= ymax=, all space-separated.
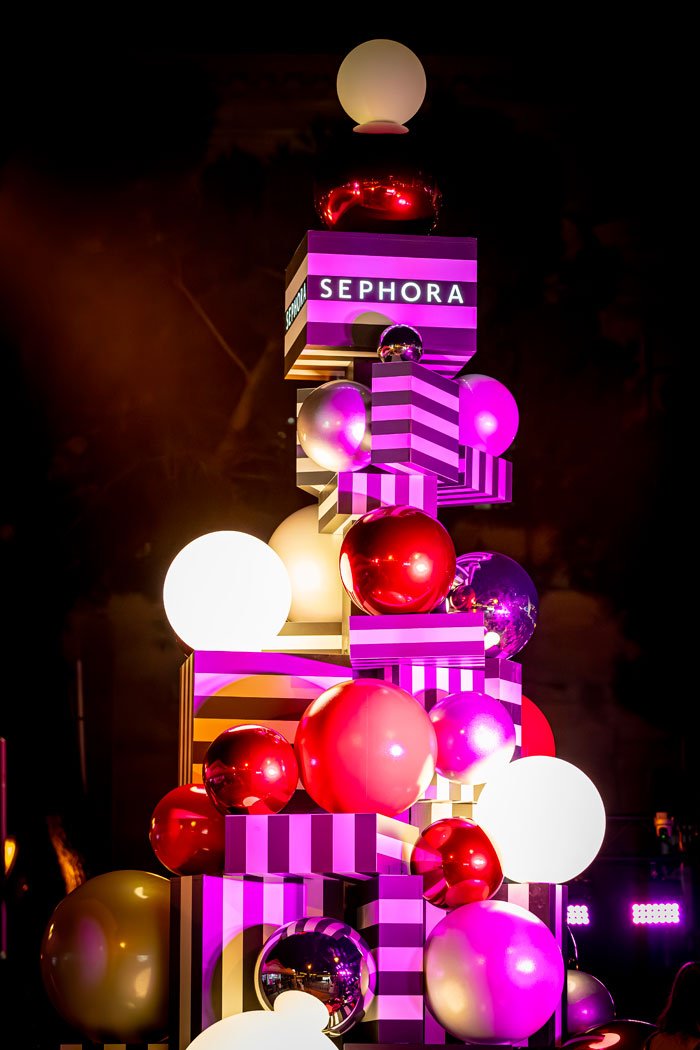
xmin=169 ymin=874 xmax=346 ymax=1050
xmin=224 ymin=813 xmax=419 ymax=879
xmin=371 ymin=663 xmax=485 ymax=712
xmin=284 ymin=230 xmax=478 ymax=381
xmin=318 ymin=470 xmax=438 ymax=534
xmin=371 ymin=361 xmax=461 ymax=482
xmin=484 ymin=657 xmax=522 ymax=759
xmin=424 ymin=882 xmax=567 ymax=1047
xmin=437 ymin=445 xmax=513 ymax=507
xmin=348 ymin=875 xmax=427 ymax=1045
xmin=349 ymin=612 xmax=485 ymax=669
xmin=178 ymin=651 xmax=353 ymax=792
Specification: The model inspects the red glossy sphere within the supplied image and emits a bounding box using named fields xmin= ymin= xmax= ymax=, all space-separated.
xmin=339 ymin=506 xmax=456 ymax=615
xmin=521 ymin=694 xmax=556 ymax=758
xmin=203 ymin=724 xmax=298 ymax=816
xmin=410 ymin=817 xmax=503 ymax=909
xmin=149 ymin=783 xmax=225 ymax=876
xmin=295 ymin=678 xmax=437 ymax=817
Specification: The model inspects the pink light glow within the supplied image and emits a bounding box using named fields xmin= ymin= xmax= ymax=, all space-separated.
xmin=567 ymin=904 xmax=590 ymax=926
xmin=631 ymin=902 xmax=681 ymax=925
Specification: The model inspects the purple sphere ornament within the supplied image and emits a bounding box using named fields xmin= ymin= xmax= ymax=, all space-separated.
xmin=429 ymin=690 xmax=516 ymax=785
xmin=377 ymin=323 xmax=423 ymax=363
xmin=566 ymin=970 xmax=616 ymax=1036
xmin=457 ymin=373 xmax=519 ymax=456
xmin=450 ymin=551 xmax=538 ymax=659
xmin=297 ymin=380 xmax=371 ymax=473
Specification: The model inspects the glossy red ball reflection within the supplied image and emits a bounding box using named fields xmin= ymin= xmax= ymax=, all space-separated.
xmin=410 ymin=817 xmax=503 ymax=909
xmin=294 ymin=678 xmax=437 ymax=817
xmin=521 ymin=694 xmax=556 ymax=758
xmin=149 ymin=783 xmax=226 ymax=875
xmin=339 ymin=506 xmax=456 ymax=616
xmin=203 ymin=724 xmax=298 ymax=816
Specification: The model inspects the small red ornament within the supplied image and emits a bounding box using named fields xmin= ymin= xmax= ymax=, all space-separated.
xmin=294 ymin=678 xmax=437 ymax=817
xmin=149 ymin=783 xmax=225 ymax=876
xmin=521 ymin=694 xmax=556 ymax=758
xmin=410 ymin=817 xmax=503 ymax=909
xmin=339 ymin=505 xmax=456 ymax=615
xmin=203 ymin=724 xmax=298 ymax=816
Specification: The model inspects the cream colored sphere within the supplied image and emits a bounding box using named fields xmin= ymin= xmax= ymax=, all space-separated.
xmin=268 ymin=505 xmax=343 ymax=622
xmin=163 ymin=531 xmax=291 ymax=651
xmin=336 ymin=39 xmax=427 ymax=128
xmin=474 ymin=756 xmax=606 ymax=884
xmin=185 ymin=992 xmax=333 ymax=1049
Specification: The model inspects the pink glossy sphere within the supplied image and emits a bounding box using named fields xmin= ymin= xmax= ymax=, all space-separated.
xmin=457 ymin=373 xmax=519 ymax=456
xmin=429 ymin=690 xmax=516 ymax=785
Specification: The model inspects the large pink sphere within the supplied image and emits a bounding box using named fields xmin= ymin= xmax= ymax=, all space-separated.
xmin=424 ymin=899 xmax=565 ymax=1043
xmin=457 ymin=373 xmax=519 ymax=456
xmin=295 ymin=678 xmax=437 ymax=817
xmin=339 ymin=505 xmax=456 ymax=616
xmin=429 ymin=691 xmax=516 ymax=785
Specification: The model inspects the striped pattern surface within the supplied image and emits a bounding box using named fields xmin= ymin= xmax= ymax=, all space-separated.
xmin=261 ymin=620 xmax=344 ymax=656
xmin=348 ymin=874 xmax=427 ymax=1045
xmin=170 ymin=874 xmax=346 ymax=1050
xmin=225 ymin=812 xmax=419 ymax=879
xmin=437 ymin=445 xmax=513 ymax=507
xmin=349 ymin=612 xmax=485 ymax=669
xmin=408 ymin=799 xmax=478 ymax=833
xmin=371 ymin=361 xmax=461 ymax=482
xmin=284 ymin=230 xmax=478 ymax=381
xmin=484 ymin=657 xmax=523 ymax=759
xmin=318 ymin=470 xmax=438 ymax=534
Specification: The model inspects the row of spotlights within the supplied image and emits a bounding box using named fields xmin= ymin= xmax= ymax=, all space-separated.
xmin=568 ymin=903 xmax=683 ymax=927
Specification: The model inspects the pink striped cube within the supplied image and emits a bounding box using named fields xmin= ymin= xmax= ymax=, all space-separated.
xmin=371 ymin=361 xmax=461 ymax=482
xmin=349 ymin=612 xmax=485 ymax=669
xmin=318 ymin=470 xmax=437 ymax=535
xmin=437 ymin=445 xmax=513 ymax=507
xmin=224 ymin=812 xmax=418 ymax=879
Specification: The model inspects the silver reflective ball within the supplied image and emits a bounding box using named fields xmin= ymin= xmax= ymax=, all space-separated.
xmin=377 ymin=323 xmax=423 ymax=363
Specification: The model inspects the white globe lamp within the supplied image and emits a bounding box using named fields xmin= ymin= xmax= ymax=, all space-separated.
xmin=336 ymin=39 xmax=426 ymax=133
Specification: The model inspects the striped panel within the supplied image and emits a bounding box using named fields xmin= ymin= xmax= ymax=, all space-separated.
xmin=261 ymin=620 xmax=344 ymax=655
xmin=484 ymin=657 xmax=523 ymax=759
xmin=224 ymin=813 xmax=418 ymax=879
xmin=423 ymin=882 xmax=567 ymax=1047
xmin=437 ymin=445 xmax=513 ymax=507
xmin=408 ymin=799 xmax=477 ymax=833
xmin=284 ymin=230 xmax=478 ymax=381
xmin=169 ymin=874 xmax=346 ymax=1050
xmin=349 ymin=612 xmax=485 ymax=669
xmin=318 ymin=470 xmax=438 ymax=534
xmin=371 ymin=362 xmax=461 ymax=482
xmin=349 ymin=875 xmax=427 ymax=1045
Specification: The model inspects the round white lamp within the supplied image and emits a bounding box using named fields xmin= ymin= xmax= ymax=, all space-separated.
xmin=185 ymin=991 xmax=333 ymax=1049
xmin=474 ymin=756 xmax=606 ymax=884
xmin=336 ymin=39 xmax=426 ymax=133
xmin=268 ymin=505 xmax=343 ymax=622
xmin=163 ymin=531 xmax=291 ymax=652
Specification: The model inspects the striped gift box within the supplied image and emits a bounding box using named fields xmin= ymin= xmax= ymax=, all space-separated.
xmin=295 ymin=386 xmax=335 ymax=495
xmin=484 ymin=658 xmax=522 ymax=759
xmin=424 ymin=882 xmax=567 ymax=1048
xmin=437 ymin=445 xmax=513 ymax=507
xmin=349 ymin=612 xmax=485 ymax=669
xmin=371 ymin=362 xmax=461 ymax=482
xmin=318 ymin=470 xmax=438 ymax=535
xmin=170 ymin=874 xmax=346 ymax=1050
xmin=225 ymin=812 xmax=419 ymax=879
xmin=371 ymin=663 xmax=485 ymax=712
xmin=178 ymin=651 xmax=353 ymax=791
xmin=261 ymin=620 xmax=344 ymax=656
xmin=284 ymin=230 xmax=477 ymax=381
xmin=408 ymin=799 xmax=477 ymax=833
xmin=348 ymin=875 xmax=427 ymax=1045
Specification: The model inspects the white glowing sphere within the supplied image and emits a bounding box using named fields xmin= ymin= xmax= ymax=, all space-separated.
xmin=268 ymin=505 xmax=343 ymax=622
xmin=185 ymin=992 xmax=334 ymax=1049
xmin=163 ymin=531 xmax=291 ymax=652
xmin=474 ymin=756 xmax=606 ymax=884
xmin=336 ymin=39 xmax=426 ymax=129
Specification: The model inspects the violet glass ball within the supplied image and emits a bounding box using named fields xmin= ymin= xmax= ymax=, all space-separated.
xmin=450 ymin=551 xmax=538 ymax=659
xmin=297 ymin=380 xmax=371 ymax=473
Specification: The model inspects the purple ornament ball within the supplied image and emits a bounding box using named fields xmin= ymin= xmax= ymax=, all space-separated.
xmin=457 ymin=373 xmax=519 ymax=456
xmin=429 ymin=690 xmax=516 ymax=785
xmin=566 ymin=969 xmax=615 ymax=1036
xmin=297 ymin=380 xmax=371 ymax=473
xmin=450 ymin=551 xmax=538 ymax=659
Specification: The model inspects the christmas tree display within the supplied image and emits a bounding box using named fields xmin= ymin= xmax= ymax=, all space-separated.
xmin=39 ymin=40 xmax=611 ymax=1050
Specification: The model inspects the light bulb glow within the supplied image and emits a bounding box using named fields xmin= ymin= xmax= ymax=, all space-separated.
xmin=336 ymin=39 xmax=426 ymax=128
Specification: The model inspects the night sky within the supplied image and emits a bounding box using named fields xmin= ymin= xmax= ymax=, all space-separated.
xmin=0 ymin=45 xmax=691 ymax=1044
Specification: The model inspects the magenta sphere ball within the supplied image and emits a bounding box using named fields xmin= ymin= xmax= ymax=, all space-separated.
xmin=457 ymin=373 xmax=519 ymax=456
xmin=429 ymin=690 xmax=516 ymax=785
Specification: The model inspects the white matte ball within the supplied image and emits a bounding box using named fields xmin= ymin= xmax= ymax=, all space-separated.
xmin=185 ymin=993 xmax=335 ymax=1049
xmin=163 ymin=531 xmax=291 ymax=652
xmin=474 ymin=756 xmax=606 ymax=884
xmin=336 ymin=39 xmax=426 ymax=128
xmin=268 ymin=506 xmax=343 ymax=622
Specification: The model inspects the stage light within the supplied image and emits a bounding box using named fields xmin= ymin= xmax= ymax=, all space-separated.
xmin=631 ymin=902 xmax=681 ymax=925
xmin=567 ymin=904 xmax=591 ymax=926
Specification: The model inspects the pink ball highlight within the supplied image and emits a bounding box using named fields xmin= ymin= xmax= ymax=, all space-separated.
xmin=429 ymin=690 xmax=516 ymax=785
xmin=457 ymin=373 xmax=519 ymax=456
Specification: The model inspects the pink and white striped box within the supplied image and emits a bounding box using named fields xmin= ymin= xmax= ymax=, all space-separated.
xmin=371 ymin=361 xmax=461 ymax=482
xmin=437 ymin=445 xmax=513 ymax=507
xmin=170 ymin=874 xmax=346 ymax=1050
xmin=407 ymin=799 xmax=477 ymax=833
xmin=224 ymin=812 xmax=419 ymax=879
xmin=349 ymin=612 xmax=485 ymax=670
xmin=318 ymin=470 xmax=438 ymax=535
xmin=370 ymin=663 xmax=485 ymax=712
xmin=348 ymin=874 xmax=427 ymax=1045
xmin=484 ymin=657 xmax=522 ymax=759
xmin=423 ymin=882 xmax=567 ymax=1048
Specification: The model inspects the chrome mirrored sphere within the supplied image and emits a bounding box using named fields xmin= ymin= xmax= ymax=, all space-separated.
xmin=255 ymin=917 xmax=376 ymax=1035
xmin=377 ymin=323 xmax=423 ymax=362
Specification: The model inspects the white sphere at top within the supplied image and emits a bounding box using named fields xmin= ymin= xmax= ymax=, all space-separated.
xmin=474 ymin=756 xmax=606 ymax=884
xmin=163 ymin=531 xmax=291 ymax=652
xmin=268 ymin=505 xmax=343 ymax=623
xmin=336 ymin=39 xmax=427 ymax=129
